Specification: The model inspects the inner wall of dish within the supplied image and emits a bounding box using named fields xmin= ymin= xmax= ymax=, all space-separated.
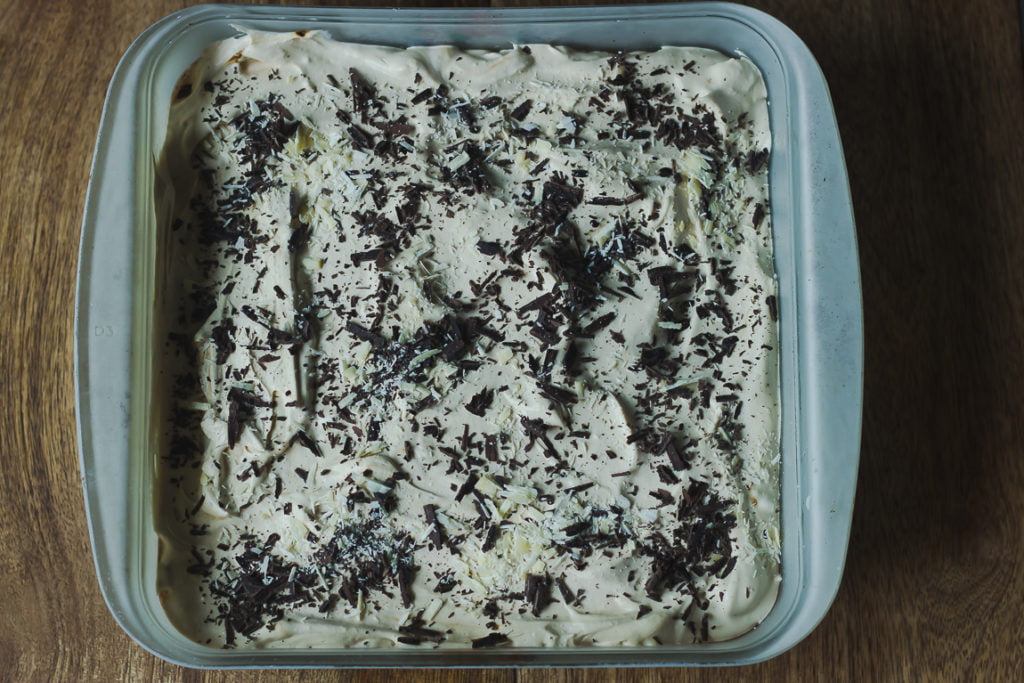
xmin=133 ymin=8 xmax=804 ymax=663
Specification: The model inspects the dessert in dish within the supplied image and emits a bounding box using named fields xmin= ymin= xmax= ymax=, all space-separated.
xmin=155 ymin=29 xmax=780 ymax=649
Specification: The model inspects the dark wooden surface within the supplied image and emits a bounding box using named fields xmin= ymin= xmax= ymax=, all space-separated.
xmin=2 ymin=0 xmax=1023 ymax=679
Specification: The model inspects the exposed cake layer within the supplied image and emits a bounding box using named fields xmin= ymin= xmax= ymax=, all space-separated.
xmin=155 ymin=29 xmax=780 ymax=649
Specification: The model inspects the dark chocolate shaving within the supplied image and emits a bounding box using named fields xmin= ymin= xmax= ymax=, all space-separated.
xmin=510 ymin=99 xmax=533 ymax=121
xmin=345 ymin=321 xmax=388 ymax=349
xmin=746 ymin=148 xmax=769 ymax=174
xmin=290 ymin=429 xmax=321 ymax=457
xmin=349 ymin=68 xmax=376 ymax=116
xmin=399 ymin=565 xmax=415 ymax=606
xmin=423 ymin=504 xmax=446 ymax=550
xmin=579 ymin=311 xmax=616 ymax=338
xmin=472 ymin=633 xmax=510 ymax=649
xmin=466 ymin=388 xmax=494 ymax=417
xmin=588 ymin=195 xmax=626 ymax=206
xmin=476 ymin=240 xmax=502 ymax=256
xmin=399 ymin=619 xmax=444 ymax=642
xmin=411 ymin=88 xmax=434 ymax=105
xmin=541 ymin=383 xmax=577 ymax=405
xmin=524 ymin=573 xmax=552 ymax=616
xmin=482 ymin=524 xmax=499 ymax=552
xmin=211 ymin=514 xmax=415 ymax=645
xmin=442 ymin=142 xmax=492 ymax=194
xmin=752 ymin=202 xmax=766 ymax=228
xmin=662 ymin=433 xmax=693 ymax=471
xmin=348 ymin=125 xmax=374 ymax=150
xmin=227 ymin=395 xmax=240 ymax=448
xmin=455 ymin=473 xmax=479 ymax=502
xmin=641 ymin=479 xmax=737 ymax=602
xmin=562 ymin=520 xmax=591 ymax=536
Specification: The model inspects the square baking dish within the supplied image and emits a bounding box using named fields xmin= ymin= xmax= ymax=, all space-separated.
xmin=75 ymin=2 xmax=861 ymax=668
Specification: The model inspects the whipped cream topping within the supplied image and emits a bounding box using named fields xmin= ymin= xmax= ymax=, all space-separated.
xmin=155 ymin=29 xmax=780 ymax=649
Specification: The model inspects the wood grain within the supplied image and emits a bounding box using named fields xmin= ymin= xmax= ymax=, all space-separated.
xmin=2 ymin=0 xmax=1023 ymax=680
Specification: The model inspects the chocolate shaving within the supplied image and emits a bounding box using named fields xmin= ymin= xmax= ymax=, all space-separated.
xmin=396 ymin=565 xmax=415 ymax=607
xmin=541 ymin=383 xmax=577 ymax=404
xmin=372 ymin=117 xmax=415 ymax=137
xmin=441 ymin=314 xmax=467 ymax=361
xmin=348 ymin=125 xmax=374 ymax=150
xmin=445 ymin=149 xmax=493 ymax=194
xmin=210 ymin=320 xmax=236 ymax=365
xmin=345 ymin=321 xmax=387 ymax=349
xmin=650 ymin=488 xmax=674 ymax=506
xmin=562 ymin=520 xmax=591 ymax=536
xmin=227 ymin=398 xmax=240 ymax=448
xmin=746 ymin=148 xmax=769 ymax=174
xmin=466 ymin=388 xmax=494 ymax=417
xmin=455 ymin=473 xmax=479 ymax=502
xmin=472 ymin=633 xmax=510 ymax=649
xmin=399 ymin=621 xmax=444 ymax=642
xmin=656 ymin=464 xmax=680 ymax=484
xmin=524 ymin=573 xmax=552 ymax=616
xmin=411 ymin=88 xmax=434 ymax=105
xmin=753 ymin=202 xmax=766 ymax=228
xmin=351 ymin=248 xmax=388 ymax=265
xmin=290 ymin=429 xmax=321 ymax=457
xmin=482 ymin=524 xmax=500 ymax=552
xmin=641 ymin=479 xmax=737 ymax=601
xmin=510 ymin=99 xmax=533 ymax=121
xmin=663 ymin=434 xmax=691 ymax=471
xmin=423 ymin=504 xmax=446 ymax=550
xmin=519 ymin=292 xmax=555 ymax=315
xmin=579 ymin=311 xmax=616 ymax=337
xmin=288 ymin=216 xmax=311 ymax=252
xmin=588 ymin=195 xmax=626 ymax=206
xmin=476 ymin=240 xmax=502 ymax=256
xmin=349 ymin=68 xmax=376 ymax=115
xmin=484 ymin=435 xmax=499 ymax=463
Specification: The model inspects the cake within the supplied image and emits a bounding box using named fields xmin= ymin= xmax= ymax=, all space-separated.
xmin=155 ymin=29 xmax=780 ymax=649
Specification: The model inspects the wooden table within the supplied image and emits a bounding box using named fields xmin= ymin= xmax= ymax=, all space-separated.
xmin=2 ymin=0 xmax=1022 ymax=679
